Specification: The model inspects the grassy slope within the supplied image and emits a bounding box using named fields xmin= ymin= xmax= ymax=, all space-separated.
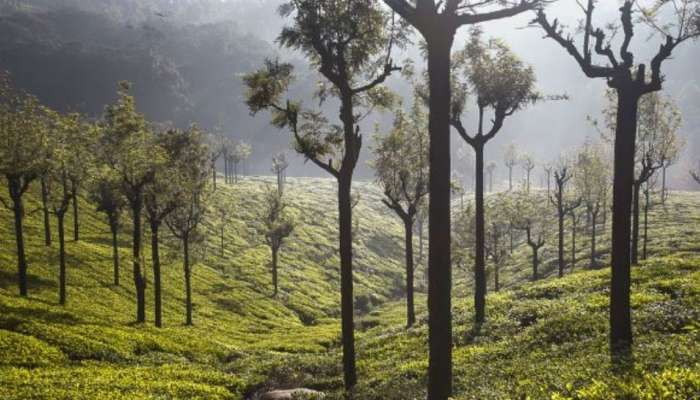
xmin=1 ymin=177 xmax=699 ymax=399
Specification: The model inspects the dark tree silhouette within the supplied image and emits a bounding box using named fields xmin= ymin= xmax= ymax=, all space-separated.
xmin=90 ymin=179 xmax=126 ymax=286
xmin=372 ymin=100 xmax=429 ymax=327
xmin=534 ymin=0 xmax=700 ymax=362
xmin=574 ymin=140 xmax=609 ymax=269
xmin=261 ymin=185 xmax=295 ymax=297
xmin=450 ymin=29 xmax=537 ymax=324
xmin=511 ymin=191 xmax=548 ymax=281
xmin=244 ymin=0 xmax=402 ymax=388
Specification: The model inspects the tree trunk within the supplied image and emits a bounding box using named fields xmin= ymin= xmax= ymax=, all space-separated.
xmin=9 ymin=180 xmax=28 ymax=297
xmin=151 ymin=222 xmax=162 ymax=328
xmin=58 ymin=213 xmax=67 ymax=305
xmin=642 ymin=188 xmax=649 ymax=260
xmin=110 ymin=219 xmax=120 ymax=286
xmin=338 ymin=173 xmax=356 ymax=390
xmin=571 ymin=215 xmax=577 ymax=271
xmin=661 ymin=164 xmax=667 ymax=205
xmin=41 ymin=177 xmax=51 ymax=246
xmin=494 ymin=262 xmax=499 ymax=292
xmin=212 ymin=163 xmax=217 ymax=189
xmin=508 ymin=166 xmax=513 ymax=191
xmin=557 ymin=205 xmax=565 ymax=278
xmin=404 ymin=218 xmax=415 ymax=327
xmin=631 ymin=183 xmax=641 ymax=266
xmin=72 ymin=181 xmax=79 ymax=241
xmin=590 ymin=211 xmax=597 ymax=268
xmin=271 ymin=246 xmax=279 ymax=297
xmin=474 ymin=144 xmax=486 ymax=324
xmin=184 ymin=235 xmax=192 ymax=326
xmin=224 ymin=158 xmax=229 ymax=185
xmin=609 ymin=89 xmax=639 ymax=363
xmin=131 ymin=196 xmax=146 ymax=323
xmin=532 ymin=246 xmax=539 ymax=281
xmin=426 ymin=32 xmax=454 ymax=400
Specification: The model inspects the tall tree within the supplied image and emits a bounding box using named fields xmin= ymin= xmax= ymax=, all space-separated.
xmin=145 ymin=127 xmax=190 ymax=328
xmin=102 ymin=81 xmax=163 ymax=323
xmin=550 ymin=158 xmax=581 ymax=278
xmin=0 ymin=73 xmax=50 ymax=297
xmin=372 ymin=100 xmax=429 ymax=327
xmin=485 ymin=200 xmax=510 ymax=293
xmin=165 ymin=125 xmax=210 ymax=326
xmin=449 ymin=29 xmax=538 ymax=324
xmin=261 ymin=185 xmax=295 ymax=297
xmin=244 ymin=0 xmax=402 ymax=387
xmin=520 ymin=153 xmax=536 ymax=193
xmin=534 ymin=0 xmax=700 ymax=362
xmin=230 ymin=141 xmax=252 ymax=184
xmin=381 ymin=2 xmax=542 ymax=396
xmin=207 ymin=131 xmax=225 ymax=190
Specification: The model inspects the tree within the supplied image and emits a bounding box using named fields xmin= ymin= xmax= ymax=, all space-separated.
xmin=543 ymin=163 xmax=553 ymax=197
xmin=213 ymin=195 xmax=234 ymax=258
xmin=101 ymin=81 xmax=163 ymax=323
xmin=449 ymin=29 xmax=538 ymax=324
xmin=244 ymin=0 xmax=402 ymax=387
xmin=574 ymin=139 xmax=610 ymax=268
xmin=534 ymin=0 xmax=700 ymax=361
xmin=372 ymin=100 xmax=429 ymax=328
xmin=165 ymin=125 xmax=210 ymax=326
xmin=261 ymin=185 xmax=295 ymax=297
xmin=511 ymin=190 xmax=548 ymax=280
xmin=504 ymin=143 xmax=519 ymax=191
xmin=271 ymin=152 xmax=289 ymax=195
xmin=550 ymin=157 xmax=581 ymax=278
xmin=230 ymin=141 xmax=251 ymax=184
xmin=145 ymin=127 xmax=191 ymax=328
xmin=381 ymin=2 xmax=543 ymax=396
xmin=520 ymin=153 xmax=536 ymax=193
xmin=0 ymin=73 xmax=50 ymax=297
xmin=485 ymin=199 xmax=510 ymax=292
xmin=207 ymin=130 xmax=225 ymax=190
xmin=486 ymin=162 xmax=497 ymax=193
xmin=90 ymin=176 xmax=125 ymax=286
xmin=641 ymin=175 xmax=659 ymax=261
xmin=45 ymin=112 xmax=94 ymax=305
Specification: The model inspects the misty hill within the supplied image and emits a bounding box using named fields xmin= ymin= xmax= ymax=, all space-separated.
xmin=2 ymin=175 xmax=700 ymax=399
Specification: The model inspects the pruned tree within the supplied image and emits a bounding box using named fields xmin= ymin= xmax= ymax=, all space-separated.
xmin=230 ymin=141 xmax=252 ymax=184
xmin=549 ymin=157 xmax=582 ymax=278
xmin=89 ymin=175 xmax=126 ymax=286
xmin=101 ymin=81 xmax=163 ymax=323
xmin=511 ymin=190 xmax=549 ymax=280
xmin=0 ymin=73 xmax=50 ymax=297
xmin=641 ymin=174 xmax=659 ymax=261
xmin=381 ymin=2 xmax=544 ymax=395
xmin=520 ymin=153 xmax=536 ymax=193
xmin=574 ymin=139 xmax=610 ymax=268
xmin=213 ymin=195 xmax=234 ymax=258
xmin=543 ymin=162 xmax=553 ymax=197
xmin=533 ymin=0 xmax=700 ymax=361
xmin=504 ymin=143 xmax=519 ymax=191
xmin=243 ymin=0 xmax=403 ymax=388
xmin=449 ymin=29 xmax=538 ymax=324
xmin=207 ymin=130 xmax=225 ymax=190
xmin=486 ymin=162 xmax=497 ymax=193
xmin=372 ymin=99 xmax=429 ymax=328
xmin=165 ymin=125 xmax=210 ymax=326
xmin=271 ymin=151 xmax=290 ymax=195
xmin=485 ymin=199 xmax=510 ymax=292
xmin=261 ymin=185 xmax=295 ymax=297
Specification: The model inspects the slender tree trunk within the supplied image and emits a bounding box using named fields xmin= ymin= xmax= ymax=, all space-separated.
xmin=610 ymin=89 xmax=639 ymax=362
xmin=72 ymin=181 xmax=79 ymax=242
xmin=58 ymin=213 xmax=67 ymax=305
xmin=661 ymin=164 xmax=667 ymax=205
xmin=9 ymin=181 xmax=28 ymax=297
xmin=426 ymin=32 xmax=454 ymax=400
xmin=571 ymin=215 xmax=577 ymax=271
xmin=338 ymin=173 xmax=356 ymax=390
xmin=557 ymin=205 xmax=565 ymax=278
xmin=110 ymin=219 xmax=120 ymax=286
xmin=271 ymin=246 xmax=279 ymax=297
xmin=404 ymin=218 xmax=415 ymax=327
xmin=41 ymin=177 xmax=51 ymax=246
xmin=526 ymin=171 xmax=531 ymax=193
xmin=151 ymin=222 xmax=162 ymax=328
xmin=184 ymin=235 xmax=192 ymax=326
xmin=532 ymin=246 xmax=539 ymax=281
xmin=494 ymin=262 xmax=500 ymax=292
xmin=212 ymin=163 xmax=217 ymax=189
xmin=474 ymin=144 xmax=486 ymax=324
xmin=631 ymin=183 xmax=641 ymax=266
xmin=590 ymin=211 xmax=598 ymax=268
xmin=508 ymin=166 xmax=513 ymax=191
xmin=234 ymin=162 xmax=238 ymax=184
xmin=642 ymin=188 xmax=649 ymax=260
xmin=131 ymin=196 xmax=146 ymax=323
xmin=224 ymin=158 xmax=229 ymax=185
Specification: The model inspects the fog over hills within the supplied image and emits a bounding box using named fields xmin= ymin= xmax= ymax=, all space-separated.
xmin=1 ymin=0 xmax=698 ymax=185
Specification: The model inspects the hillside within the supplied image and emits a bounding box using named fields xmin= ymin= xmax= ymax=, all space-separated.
xmin=1 ymin=177 xmax=700 ymax=399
